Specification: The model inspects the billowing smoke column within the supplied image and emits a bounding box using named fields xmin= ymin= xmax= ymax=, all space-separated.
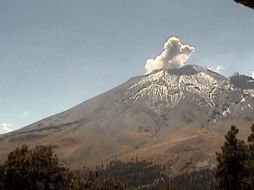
xmin=145 ymin=37 xmax=195 ymax=74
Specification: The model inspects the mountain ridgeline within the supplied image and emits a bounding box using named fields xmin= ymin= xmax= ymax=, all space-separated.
xmin=0 ymin=65 xmax=254 ymax=174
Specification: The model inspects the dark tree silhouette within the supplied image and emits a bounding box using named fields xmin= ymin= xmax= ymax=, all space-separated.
xmin=215 ymin=126 xmax=248 ymax=190
xmin=91 ymin=177 xmax=126 ymax=190
xmin=244 ymin=125 xmax=254 ymax=189
xmin=0 ymin=145 xmax=75 ymax=190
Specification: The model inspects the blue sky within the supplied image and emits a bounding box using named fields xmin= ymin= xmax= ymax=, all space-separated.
xmin=0 ymin=0 xmax=254 ymax=133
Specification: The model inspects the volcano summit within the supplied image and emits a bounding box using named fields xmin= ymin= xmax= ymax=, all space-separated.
xmin=0 ymin=64 xmax=254 ymax=174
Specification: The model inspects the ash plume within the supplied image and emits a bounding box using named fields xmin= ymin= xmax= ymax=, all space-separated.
xmin=145 ymin=37 xmax=195 ymax=74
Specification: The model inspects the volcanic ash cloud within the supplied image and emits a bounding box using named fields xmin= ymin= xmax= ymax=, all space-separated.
xmin=145 ymin=37 xmax=195 ymax=74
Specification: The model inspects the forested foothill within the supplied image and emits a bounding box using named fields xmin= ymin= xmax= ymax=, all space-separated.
xmin=0 ymin=125 xmax=254 ymax=190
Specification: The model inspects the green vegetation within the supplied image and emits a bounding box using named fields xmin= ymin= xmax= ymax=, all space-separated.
xmin=1 ymin=125 xmax=254 ymax=189
xmin=215 ymin=126 xmax=248 ymax=190
xmin=215 ymin=125 xmax=254 ymax=190
xmin=246 ymin=125 xmax=254 ymax=188
xmin=0 ymin=145 xmax=75 ymax=190
xmin=97 ymin=159 xmax=167 ymax=188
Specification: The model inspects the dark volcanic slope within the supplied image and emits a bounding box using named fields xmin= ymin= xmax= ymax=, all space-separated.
xmin=230 ymin=74 xmax=254 ymax=90
xmin=0 ymin=65 xmax=254 ymax=174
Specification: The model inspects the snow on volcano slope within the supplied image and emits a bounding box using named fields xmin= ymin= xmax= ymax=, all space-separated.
xmin=0 ymin=65 xmax=254 ymax=173
xmin=118 ymin=65 xmax=254 ymax=126
xmin=125 ymin=66 xmax=229 ymax=113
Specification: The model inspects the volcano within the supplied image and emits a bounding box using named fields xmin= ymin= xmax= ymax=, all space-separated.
xmin=1 ymin=65 xmax=254 ymax=174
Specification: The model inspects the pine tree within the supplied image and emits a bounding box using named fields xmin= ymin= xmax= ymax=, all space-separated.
xmin=91 ymin=176 xmax=126 ymax=190
xmin=0 ymin=145 xmax=76 ymax=190
xmin=244 ymin=124 xmax=254 ymax=189
xmin=215 ymin=126 xmax=248 ymax=190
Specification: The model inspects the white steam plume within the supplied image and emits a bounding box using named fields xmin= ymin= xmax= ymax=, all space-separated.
xmin=145 ymin=37 xmax=195 ymax=74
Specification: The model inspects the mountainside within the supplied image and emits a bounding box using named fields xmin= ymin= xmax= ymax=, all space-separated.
xmin=1 ymin=65 xmax=254 ymax=174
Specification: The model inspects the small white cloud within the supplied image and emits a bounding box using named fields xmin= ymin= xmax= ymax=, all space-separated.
xmin=0 ymin=123 xmax=13 ymax=134
xmin=144 ymin=36 xmax=195 ymax=74
xmin=252 ymin=71 xmax=254 ymax=79
xmin=23 ymin=112 xmax=28 ymax=117
xmin=208 ymin=65 xmax=224 ymax=73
